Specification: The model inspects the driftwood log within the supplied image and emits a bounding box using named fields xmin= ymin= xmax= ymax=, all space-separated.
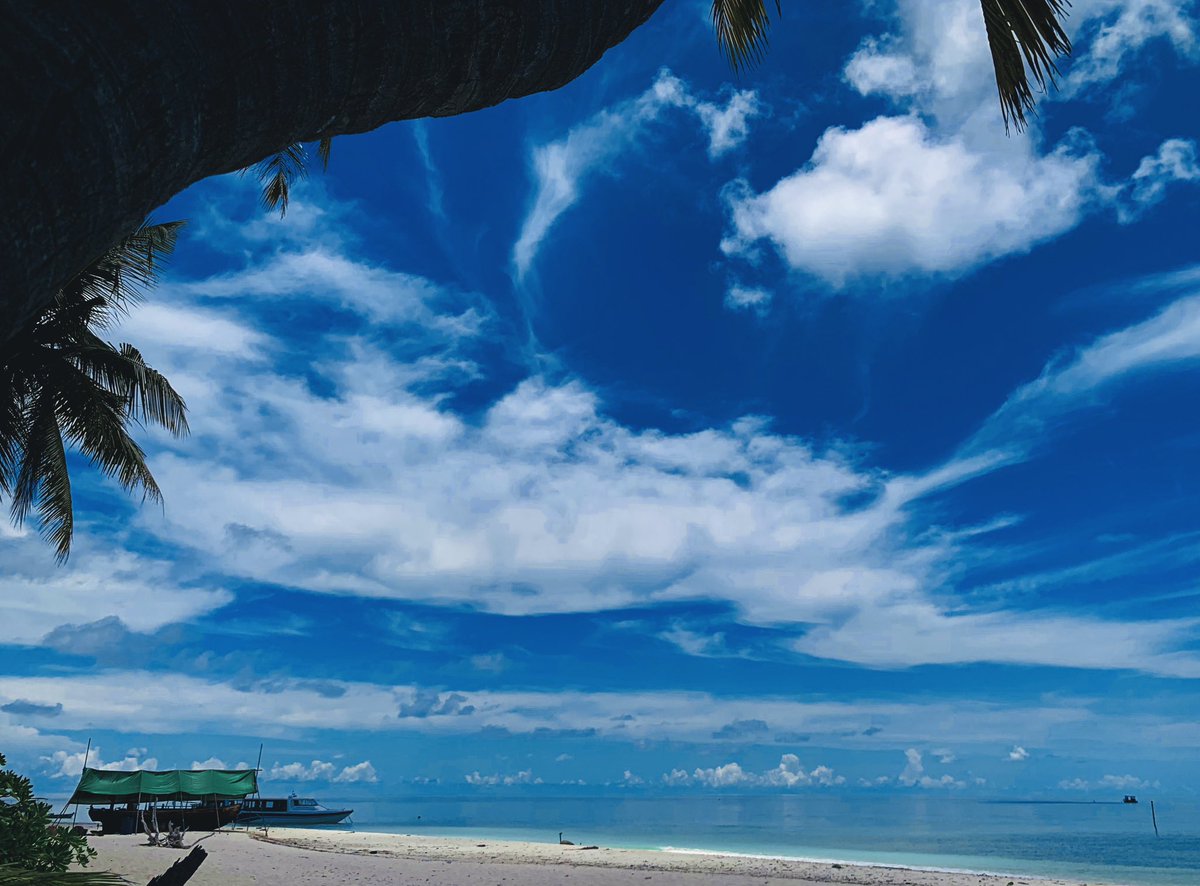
xmin=145 ymin=845 xmax=207 ymax=886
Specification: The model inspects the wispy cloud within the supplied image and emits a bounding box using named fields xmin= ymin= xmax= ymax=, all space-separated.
xmin=513 ymin=70 xmax=760 ymax=278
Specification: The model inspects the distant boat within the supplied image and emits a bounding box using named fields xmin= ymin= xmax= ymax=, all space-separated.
xmin=1123 ymin=795 xmax=1139 ymax=804
xmin=238 ymin=792 xmax=352 ymax=826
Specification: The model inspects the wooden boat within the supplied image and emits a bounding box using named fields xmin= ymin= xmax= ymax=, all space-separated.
xmin=88 ymin=801 xmax=241 ymax=834
xmin=69 ymin=767 xmax=259 ymax=835
xmin=238 ymin=793 xmax=352 ymax=826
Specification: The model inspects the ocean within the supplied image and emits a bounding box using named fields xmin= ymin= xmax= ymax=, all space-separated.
xmin=325 ymin=794 xmax=1200 ymax=886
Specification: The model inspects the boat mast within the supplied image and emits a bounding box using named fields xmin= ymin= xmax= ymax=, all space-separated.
xmin=67 ymin=738 xmax=91 ymax=828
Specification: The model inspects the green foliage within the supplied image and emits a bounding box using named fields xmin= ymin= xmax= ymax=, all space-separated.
xmin=0 ymin=222 xmax=189 ymax=561
xmin=0 ymin=868 xmax=125 ymax=885
xmin=0 ymin=754 xmax=95 ymax=873
xmin=711 ymin=0 xmax=780 ymax=73
xmin=247 ymin=138 xmax=334 ymax=217
xmin=710 ymin=0 xmax=1072 ymax=132
xmin=981 ymin=0 xmax=1072 ymax=132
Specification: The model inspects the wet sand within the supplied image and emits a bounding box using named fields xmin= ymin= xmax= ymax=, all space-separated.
xmin=81 ymin=829 xmax=1092 ymax=885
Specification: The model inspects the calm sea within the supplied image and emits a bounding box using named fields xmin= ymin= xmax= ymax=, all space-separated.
xmin=323 ymin=794 xmax=1200 ymax=886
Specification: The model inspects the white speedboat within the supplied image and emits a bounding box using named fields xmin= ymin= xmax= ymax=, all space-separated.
xmin=237 ymin=793 xmax=352 ymax=826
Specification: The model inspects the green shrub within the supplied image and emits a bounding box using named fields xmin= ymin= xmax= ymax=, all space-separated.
xmin=0 ymin=754 xmax=94 ymax=872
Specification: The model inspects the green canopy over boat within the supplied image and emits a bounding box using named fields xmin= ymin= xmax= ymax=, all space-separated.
xmin=68 ymin=768 xmax=258 ymax=804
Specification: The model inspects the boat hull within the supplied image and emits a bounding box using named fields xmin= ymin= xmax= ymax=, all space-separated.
xmin=89 ymin=802 xmax=241 ymax=834
xmin=237 ymin=810 xmax=352 ymax=826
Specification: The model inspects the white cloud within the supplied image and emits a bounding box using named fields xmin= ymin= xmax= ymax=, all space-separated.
xmin=190 ymin=756 xmax=251 ymax=771
xmin=1122 ymin=138 xmax=1200 ymax=219
xmin=1066 ymin=0 xmax=1198 ymax=94
xmin=0 ymin=540 xmax=232 ymax=649
xmin=898 ymin=748 xmax=925 ymax=786
xmin=1060 ymin=773 xmax=1160 ymax=790
xmin=896 ymin=748 xmax=966 ymax=789
xmin=117 ymin=302 xmax=268 ymax=359
xmin=971 ymin=293 xmax=1200 ymax=453
xmin=514 ymin=70 xmax=760 ymax=276
xmin=721 ymin=116 xmax=1100 ymax=284
xmin=665 ymin=755 xmax=844 ymax=789
xmin=42 ymin=746 xmax=159 ymax=779
xmin=1008 ymin=745 xmax=1030 ymax=762
xmin=725 ymin=0 xmax=1200 ymax=288
xmin=267 ymin=759 xmax=376 ymax=783
xmin=8 ymin=669 xmax=1171 ymax=752
xmin=465 ymin=769 xmax=540 ymax=786
xmin=724 ymin=284 xmax=773 ymax=314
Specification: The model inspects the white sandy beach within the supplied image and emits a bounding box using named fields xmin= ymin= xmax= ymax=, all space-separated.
xmin=80 ymin=829 xmax=1096 ymax=886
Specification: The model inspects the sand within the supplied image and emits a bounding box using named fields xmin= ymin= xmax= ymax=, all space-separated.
xmin=79 ymin=829 xmax=1095 ymax=886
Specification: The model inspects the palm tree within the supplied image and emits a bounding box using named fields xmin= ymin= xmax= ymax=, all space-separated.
xmin=0 ymin=222 xmax=189 ymax=561
xmin=0 ymin=1 xmax=1070 ymax=345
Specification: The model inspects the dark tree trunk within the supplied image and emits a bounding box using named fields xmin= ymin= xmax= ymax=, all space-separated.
xmin=0 ymin=0 xmax=664 ymax=346
xmin=145 ymin=845 xmax=206 ymax=886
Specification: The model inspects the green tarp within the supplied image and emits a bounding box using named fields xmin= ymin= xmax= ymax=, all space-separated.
xmin=69 ymin=768 xmax=258 ymax=804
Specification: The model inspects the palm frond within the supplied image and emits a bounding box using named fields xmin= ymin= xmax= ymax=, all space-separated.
xmin=51 ymin=359 xmax=163 ymax=507
xmin=712 ymin=0 xmax=781 ymax=72
xmin=9 ymin=387 xmax=73 ymax=561
xmin=980 ymin=0 xmax=1072 ymax=132
xmin=63 ymin=221 xmax=185 ymax=325
xmin=0 ymin=866 xmax=127 ymax=885
xmin=248 ymin=143 xmax=308 ymax=217
xmin=317 ymin=136 xmax=333 ymax=171
xmin=112 ymin=344 xmax=189 ymax=436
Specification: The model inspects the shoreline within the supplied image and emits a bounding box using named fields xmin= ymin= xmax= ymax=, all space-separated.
xmin=128 ymin=828 xmax=1095 ymax=885
xmin=77 ymin=828 xmax=1117 ymax=885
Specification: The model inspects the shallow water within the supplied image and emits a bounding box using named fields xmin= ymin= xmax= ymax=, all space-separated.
xmin=329 ymin=794 xmax=1200 ymax=886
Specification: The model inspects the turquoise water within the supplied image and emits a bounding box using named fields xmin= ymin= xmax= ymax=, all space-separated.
xmin=324 ymin=795 xmax=1200 ymax=886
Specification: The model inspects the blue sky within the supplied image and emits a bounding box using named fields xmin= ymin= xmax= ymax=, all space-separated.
xmin=4 ymin=0 xmax=1200 ymax=799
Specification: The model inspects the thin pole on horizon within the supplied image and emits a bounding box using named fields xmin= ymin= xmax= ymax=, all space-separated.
xmin=1151 ymin=799 xmax=1159 ymax=837
xmin=68 ymin=737 xmax=92 ymax=827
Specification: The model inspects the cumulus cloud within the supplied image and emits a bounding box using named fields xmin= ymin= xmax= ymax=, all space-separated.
xmin=725 ymin=0 xmax=1200 ymax=288
xmin=514 ymin=70 xmax=760 ymax=276
xmin=896 ymin=748 xmax=967 ymax=789
xmin=190 ymin=756 xmax=251 ymax=770
xmin=1060 ymin=773 xmax=1160 ymax=790
xmin=42 ymin=747 xmax=158 ymax=779
xmin=465 ymin=769 xmax=541 ymax=786
xmin=664 ymin=755 xmax=844 ymax=788
xmin=267 ymin=759 xmax=377 ymax=783
xmin=722 ymin=117 xmax=1101 ymax=284
xmin=1008 ymin=745 xmax=1030 ymax=761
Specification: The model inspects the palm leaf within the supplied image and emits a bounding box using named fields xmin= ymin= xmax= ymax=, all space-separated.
xmin=317 ymin=136 xmax=333 ymax=170
xmin=0 ymin=866 xmax=127 ymax=885
xmin=9 ymin=386 xmax=73 ymax=562
xmin=64 ymin=221 xmax=185 ymax=325
xmin=69 ymin=342 xmax=189 ymax=437
xmin=981 ymin=0 xmax=1072 ymax=132
xmin=712 ymin=0 xmax=781 ymax=72
xmin=50 ymin=358 xmax=163 ymax=507
xmin=248 ymin=142 xmax=308 ymax=217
